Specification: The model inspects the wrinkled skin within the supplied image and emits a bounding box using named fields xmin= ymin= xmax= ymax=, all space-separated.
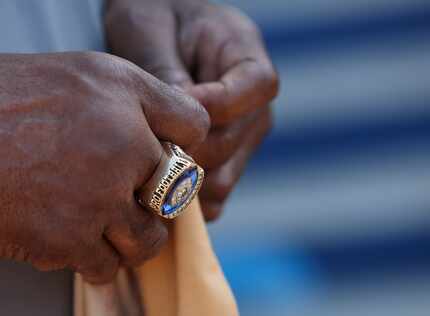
xmin=105 ymin=0 xmax=280 ymax=221
xmin=0 ymin=52 xmax=209 ymax=284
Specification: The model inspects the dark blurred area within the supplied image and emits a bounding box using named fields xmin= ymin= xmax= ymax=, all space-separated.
xmin=208 ymin=1 xmax=430 ymax=315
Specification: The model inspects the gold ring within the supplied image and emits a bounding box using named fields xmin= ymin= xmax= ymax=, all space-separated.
xmin=137 ymin=142 xmax=204 ymax=219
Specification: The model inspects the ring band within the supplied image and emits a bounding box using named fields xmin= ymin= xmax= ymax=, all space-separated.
xmin=137 ymin=142 xmax=204 ymax=219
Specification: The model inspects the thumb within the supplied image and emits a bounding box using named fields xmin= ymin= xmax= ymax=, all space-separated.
xmin=131 ymin=68 xmax=210 ymax=151
xmin=106 ymin=5 xmax=193 ymax=88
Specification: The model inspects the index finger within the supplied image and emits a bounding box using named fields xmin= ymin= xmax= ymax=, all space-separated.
xmin=186 ymin=37 xmax=279 ymax=126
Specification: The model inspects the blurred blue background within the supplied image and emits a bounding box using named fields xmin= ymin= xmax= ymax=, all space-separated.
xmin=208 ymin=1 xmax=430 ymax=315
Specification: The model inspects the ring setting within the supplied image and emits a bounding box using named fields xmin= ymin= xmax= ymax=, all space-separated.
xmin=137 ymin=142 xmax=204 ymax=219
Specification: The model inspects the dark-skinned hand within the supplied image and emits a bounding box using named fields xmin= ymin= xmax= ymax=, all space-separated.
xmin=105 ymin=0 xmax=279 ymax=221
xmin=0 ymin=52 xmax=209 ymax=284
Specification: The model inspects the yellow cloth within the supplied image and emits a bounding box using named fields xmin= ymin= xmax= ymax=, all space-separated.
xmin=74 ymin=200 xmax=239 ymax=316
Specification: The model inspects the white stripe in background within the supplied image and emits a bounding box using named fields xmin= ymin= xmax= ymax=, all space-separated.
xmin=272 ymin=33 xmax=430 ymax=133
xmin=209 ymin=142 xmax=430 ymax=244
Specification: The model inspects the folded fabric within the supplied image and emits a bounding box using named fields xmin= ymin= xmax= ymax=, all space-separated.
xmin=74 ymin=199 xmax=239 ymax=316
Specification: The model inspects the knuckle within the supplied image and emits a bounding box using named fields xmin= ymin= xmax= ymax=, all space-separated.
xmin=218 ymin=125 xmax=239 ymax=149
xmin=30 ymin=230 xmax=76 ymax=272
xmin=79 ymin=51 xmax=116 ymax=72
xmin=140 ymin=219 xmax=168 ymax=261
xmin=0 ymin=243 xmax=31 ymax=263
xmin=196 ymin=127 xmax=240 ymax=169
xmin=218 ymin=4 xmax=260 ymax=34
xmin=80 ymin=51 xmax=145 ymax=89
xmin=78 ymin=251 xmax=119 ymax=284
xmin=31 ymin=248 xmax=68 ymax=272
xmin=210 ymin=175 xmax=235 ymax=202
xmin=195 ymin=107 xmax=211 ymax=141
xmin=91 ymin=120 xmax=144 ymax=173
xmin=215 ymin=183 xmax=233 ymax=202
xmin=33 ymin=260 xmax=67 ymax=272
xmin=123 ymin=217 xmax=168 ymax=267
xmin=203 ymin=202 xmax=224 ymax=222
xmin=258 ymin=65 xmax=280 ymax=101
xmin=182 ymin=95 xmax=211 ymax=144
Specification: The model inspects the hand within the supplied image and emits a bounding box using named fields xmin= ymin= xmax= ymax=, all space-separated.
xmin=105 ymin=0 xmax=279 ymax=221
xmin=0 ymin=52 xmax=209 ymax=283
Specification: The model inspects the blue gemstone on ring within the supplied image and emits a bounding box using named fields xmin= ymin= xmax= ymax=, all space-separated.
xmin=162 ymin=168 xmax=198 ymax=215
